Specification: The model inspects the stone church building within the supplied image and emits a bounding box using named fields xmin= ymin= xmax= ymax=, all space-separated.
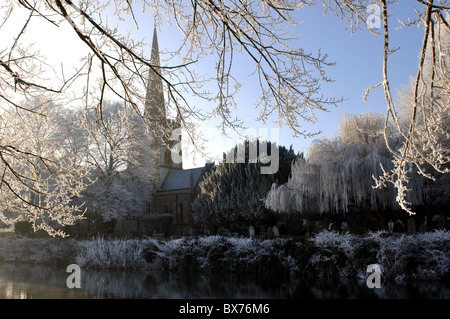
xmin=119 ymin=28 xmax=205 ymax=236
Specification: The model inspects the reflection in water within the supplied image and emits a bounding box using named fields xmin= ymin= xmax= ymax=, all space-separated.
xmin=0 ymin=263 xmax=449 ymax=299
xmin=0 ymin=264 xmax=92 ymax=299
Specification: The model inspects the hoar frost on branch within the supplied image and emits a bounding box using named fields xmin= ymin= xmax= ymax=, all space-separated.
xmin=373 ymin=0 xmax=450 ymax=215
xmin=321 ymin=0 xmax=450 ymax=214
xmin=1 ymin=0 xmax=340 ymax=142
xmin=0 ymin=97 xmax=92 ymax=237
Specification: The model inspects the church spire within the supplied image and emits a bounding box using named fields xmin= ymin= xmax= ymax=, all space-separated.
xmin=144 ymin=27 xmax=165 ymax=123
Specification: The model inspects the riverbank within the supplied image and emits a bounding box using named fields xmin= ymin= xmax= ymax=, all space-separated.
xmin=0 ymin=230 xmax=449 ymax=284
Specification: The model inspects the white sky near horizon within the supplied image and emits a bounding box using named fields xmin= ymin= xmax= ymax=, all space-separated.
xmin=1 ymin=1 xmax=425 ymax=169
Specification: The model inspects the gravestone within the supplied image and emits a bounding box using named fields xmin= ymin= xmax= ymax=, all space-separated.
xmin=418 ymin=216 xmax=427 ymax=232
xmin=341 ymin=221 xmax=349 ymax=232
xmin=435 ymin=215 xmax=446 ymax=230
xmin=248 ymin=225 xmax=255 ymax=238
xmin=272 ymin=226 xmax=280 ymax=237
xmin=394 ymin=220 xmax=405 ymax=232
xmin=407 ymin=217 xmax=416 ymax=234
xmin=388 ymin=220 xmax=394 ymax=232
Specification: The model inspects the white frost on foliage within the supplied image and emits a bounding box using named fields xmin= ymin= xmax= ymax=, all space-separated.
xmin=265 ymin=112 xmax=409 ymax=215
xmin=310 ymin=230 xmax=358 ymax=257
xmin=309 ymin=230 xmax=450 ymax=280
xmin=75 ymin=237 xmax=147 ymax=270
xmin=0 ymin=232 xmax=449 ymax=281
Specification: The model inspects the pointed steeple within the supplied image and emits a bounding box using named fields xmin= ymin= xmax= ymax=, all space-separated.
xmin=144 ymin=27 xmax=165 ymax=123
xmin=151 ymin=27 xmax=160 ymax=65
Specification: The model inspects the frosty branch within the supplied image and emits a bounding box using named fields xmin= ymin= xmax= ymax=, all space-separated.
xmin=0 ymin=99 xmax=92 ymax=237
xmin=321 ymin=0 xmax=450 ymax=214
xmin=4 ymin=0 xmax=340 ymax=138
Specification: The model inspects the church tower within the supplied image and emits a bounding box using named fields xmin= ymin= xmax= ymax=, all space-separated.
xmin=143 ymin=27 xmax=182 ymax=191
xmin=126 ymin=27 xmax=183 ymax=216
xmin=145 ymin=27 xmax=165 ymax=125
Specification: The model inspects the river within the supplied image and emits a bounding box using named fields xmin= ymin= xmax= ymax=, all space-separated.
xmin=0 ymin=263 xmax=448 ymax=299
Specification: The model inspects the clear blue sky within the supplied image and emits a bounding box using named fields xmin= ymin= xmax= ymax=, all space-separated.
xmin=283 ymin=2 xmax=424 ymax=152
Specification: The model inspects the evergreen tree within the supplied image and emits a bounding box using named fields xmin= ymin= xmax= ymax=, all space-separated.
xmin=192 ymin=140 xmax=300 ymax=227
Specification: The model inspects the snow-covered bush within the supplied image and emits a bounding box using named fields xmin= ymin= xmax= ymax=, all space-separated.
xmin=145 ymin=236 xmax=298 ymax=275
xmin=75 ymin=237 xmax=149 ymax=270
xmin=309 ymin=230 xmax=450 ymax=281
xmin=309 ymin=231 xmax=379 ymax=278
xmin=149 ymin=237 xmax=199 ymax=270
xmin=374 ymin=230 xmax=450 ymax=281
xmin=311 ymin=230 xmax=358 ymax=257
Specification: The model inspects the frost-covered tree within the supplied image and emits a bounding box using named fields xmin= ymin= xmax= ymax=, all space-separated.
xmin=0 ymin=97 xmax=92 ymax=237
xmin=393 ymin=26 xmax=450 ymax=214
xmin=73 ymin=100 xmax=154 ymax=225
xmin=266 ymin=111 xmax=405 ymax=216
xmin=80 ymin=100 xmax=149 ymax=178
xmin=79 ymin=173 xmax=150 ymax=225
xmin=193 ymin=140 xmax=300 ymax=227
xmin=373 ymin=14 xmax=450 ymax=214
xmin=321 ymin=0 xmax=450 ymax=214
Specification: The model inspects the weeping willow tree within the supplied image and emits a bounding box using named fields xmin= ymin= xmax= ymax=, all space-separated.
xmin=321 ymin=0 xmax=450 ymax=214
xmin=265 ymin=111 xmax=422 ymax=216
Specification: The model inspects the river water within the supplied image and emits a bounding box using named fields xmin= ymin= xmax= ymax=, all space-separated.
xmin=0 ymin=263 xmax=449 ymax=299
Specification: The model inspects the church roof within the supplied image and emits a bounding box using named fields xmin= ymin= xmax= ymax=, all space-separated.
xmin=160 ymin=167 xmax=204 ymax=191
